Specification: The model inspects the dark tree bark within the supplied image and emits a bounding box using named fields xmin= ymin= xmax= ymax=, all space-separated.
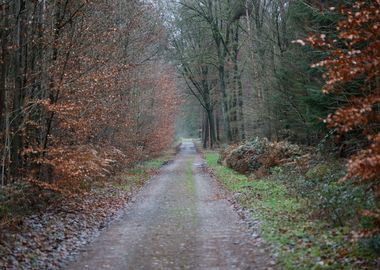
xmin=232 ymin=22 xmax=245 ymax=140
xmin=11 ymin=0 xmax=26 ymax=177
xmin=0 ymin=2 xmax=8 ymax=132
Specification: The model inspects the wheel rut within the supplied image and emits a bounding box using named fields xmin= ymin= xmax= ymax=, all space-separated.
xmin=65 ymin=141 xmax=275 ymax=270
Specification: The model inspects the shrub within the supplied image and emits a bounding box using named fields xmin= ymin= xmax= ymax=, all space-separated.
xmin=219 ymin=138 xmax=305 ymax=175
xmin=305 ymin=0 xmax=380 ymax=236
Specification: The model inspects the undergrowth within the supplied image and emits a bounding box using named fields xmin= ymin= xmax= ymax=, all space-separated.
xmin=205 ymin=152 xmax=379 ymax=269
xmin=0 ymin=155 xmax=172 ymax=230
xmin=112 ymin=157 xmax=170 ymax=192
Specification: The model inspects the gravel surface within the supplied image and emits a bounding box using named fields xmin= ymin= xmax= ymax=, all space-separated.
xmin=65 ymin=141 xmax=277 ymax=270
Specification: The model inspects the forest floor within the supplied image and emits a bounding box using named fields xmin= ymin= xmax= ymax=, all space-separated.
xmin=2 ymin=140 xmax=378 ymax=269
xmin=64 ymin=140 xmax=277 ymax=270
xmin=0 ymin=153 xmax=173 ymax=269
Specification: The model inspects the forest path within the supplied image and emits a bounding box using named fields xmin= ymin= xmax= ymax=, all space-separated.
xmin=65 ymin=141 xmax=274 ymax=270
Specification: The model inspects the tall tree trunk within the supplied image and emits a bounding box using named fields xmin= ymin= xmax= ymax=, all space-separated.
xmin=233 ymin=22 xmax=245 ymax=140
xmin=42 ymin=0 xmax=64 ymax=151
xmin=0 ymin=3 xmax=7 ymax=133
xmin=216 ymin=110 xmax=220 ymax=142
xmin=1 ymin=2 xmax=10 ymax=185
xmin=202 ymin=110 xmax=209 ymax=148
xmin=218 ymin=63 xmax=232 ymax=142
xmin=11 ymin=0 xmax=26 ymax=177
xmin=237 ymin=76 xmax=245 ymax=140
xmin=207 ymin=108 xmax=216 ymax=149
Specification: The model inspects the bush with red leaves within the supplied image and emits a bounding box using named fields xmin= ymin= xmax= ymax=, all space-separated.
xmin=305 ymin=0 xmax=380 ymax=235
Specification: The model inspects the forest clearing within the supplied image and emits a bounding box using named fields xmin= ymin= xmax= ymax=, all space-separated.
xmin=0 ymin=0 xmax=379 ymax=269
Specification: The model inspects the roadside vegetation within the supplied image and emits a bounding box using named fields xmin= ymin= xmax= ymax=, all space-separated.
xmin=176 ymin=1 xmax=380 ymax=267
xmin=205 ymin=150 xmax=379 ymax=269
xmin=0 ymin=0 xmax=379 ymax=268
xmin=0 ymin=150 xmax=175 ymax=269
xmin=1 ymin=149 xmax=175 ymax=228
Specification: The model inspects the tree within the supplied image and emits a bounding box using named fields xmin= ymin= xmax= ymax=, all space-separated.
xmin=0 ymin=0 xmax=179 ymax=191
xmin=171 ymin=4 xmax=219 ymax=148
xmin=305 ymin=0 xmax=380 ymax=235
xmin=169 ymin=0 xmax=248 ymax=145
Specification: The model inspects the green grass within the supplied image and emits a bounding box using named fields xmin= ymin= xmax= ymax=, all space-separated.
xmin=168 ymin=158 xmax=198 ymax=228
xmin=143 ymin=159 xmax=168 ymax=170
xmin=185 ymin=160 xmax=195 ymax=193
xmin=113 ymin=158 xmax=170 ymax=192
xmin=185 ymin=160 xmax=198 ymax=226
xmin=204 ymin=151 xmax=378 ymax=270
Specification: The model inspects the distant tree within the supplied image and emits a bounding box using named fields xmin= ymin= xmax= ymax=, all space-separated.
xmin=170 ymin=0 xmax=248 ymax=144
xmin=171 ymin=4 xmax=219 ymax=148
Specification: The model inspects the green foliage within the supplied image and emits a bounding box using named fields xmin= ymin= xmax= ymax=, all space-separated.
xmin=273 ymin=161 xmax=376 ymax=228
xmin=205 ymin=151 xmax=379 ymax=269
xmin=273 ymin=1 xmax=341 ymax=144
xmin=305 ymin=163 xmax=336 ymax=180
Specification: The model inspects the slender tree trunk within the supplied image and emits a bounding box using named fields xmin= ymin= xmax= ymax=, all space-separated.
xmin=207 ymin=109 xmax=216 ymax=149
xmin=42 ymin=0 xmax=64 ymax=151
xmin=232 ymin=22 xmax=245 ymax=140
xmin=1 ymin=98 xmax=10 ymax=186
xmin=0 ymin=3 xmax=7 ymax=133
xmin=11 ymin=0 xmax=26 ymax=177
xmin=0 ymin=2 xmax=10 ymax=185
xmin=237 ymin=84 xmax=245 ymax=140
xmin=202 ymin=110 xmax=209 ymax=148
xmin=218 ymin=63 xmax=232 ymax=142
xmin=216 ymin=110 xmax=220 ymax=141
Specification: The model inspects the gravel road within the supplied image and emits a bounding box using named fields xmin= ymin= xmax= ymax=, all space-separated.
xmin=65 ymin=141 xmax=276 ymax=270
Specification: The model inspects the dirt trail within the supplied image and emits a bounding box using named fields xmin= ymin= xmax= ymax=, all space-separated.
xmin=65 ymin=141 xmax=275 ymax=270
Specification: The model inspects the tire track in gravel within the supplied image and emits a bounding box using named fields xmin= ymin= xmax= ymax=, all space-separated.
xmin=64 ymin=141 xmax=276 ymax=270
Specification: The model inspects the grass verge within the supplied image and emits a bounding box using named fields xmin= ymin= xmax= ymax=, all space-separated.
xmin=205 ymin=151 xmax=378 ymax=269
xmin=112 ymin=156 xmax=173 ymax=192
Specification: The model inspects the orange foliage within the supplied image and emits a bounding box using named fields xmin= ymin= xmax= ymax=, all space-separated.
xmin=306 ymin=0 xmax=380 ymax=234
xmin=15 ymin=1 xmax=178 ymax=192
